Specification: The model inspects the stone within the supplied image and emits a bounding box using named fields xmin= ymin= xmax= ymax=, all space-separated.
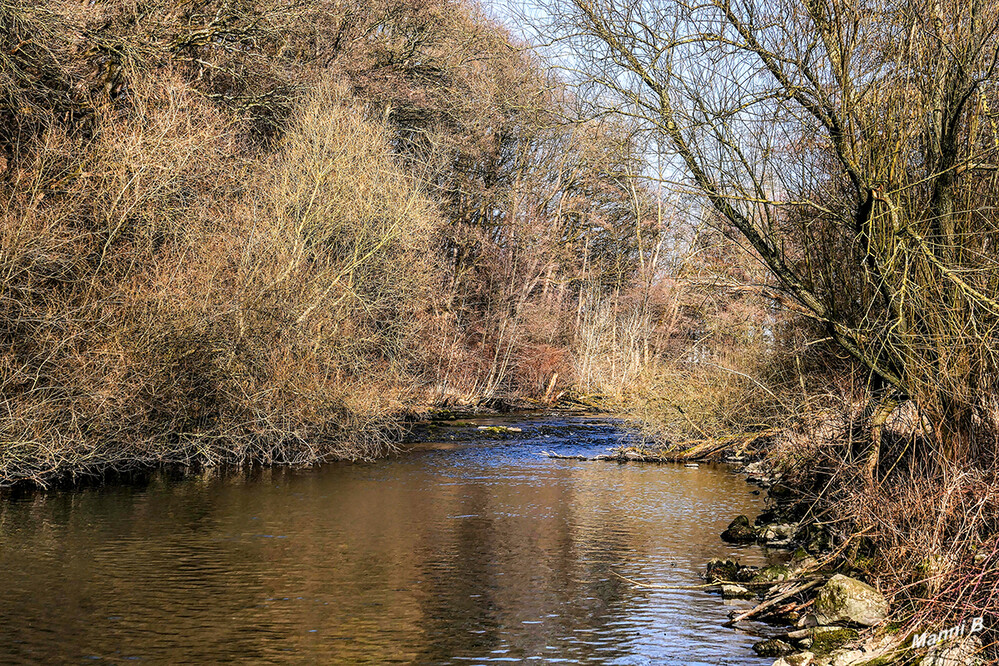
xmin=721 ymin=515 xmax=757 ymax=543
xmin=720 ymin=583 xmax=755 ymax=599
xmin=754 ymin=638 xmax=795 ymax=657
xmin=919 ymin=636 xmax=983 ymax=666
xmin=705 ymin=558 xmax=740 ymax=582
xmin=808 ymin=626 xmax=859 ymax=655
xmin=829 ymin=649 xmax=866 ymax=666
xmin=760 ymin=523 xmax=797 ymax=543
xmin=813 ymin=574 xmax=889 ymax=627
xmin=773 ymin=653 xmax=815 ymax=666
xmin=752 ymin=564 xmax=790 ymax=584
xmin=476 ymin=425 xmax=522 ymax=433
xmin=788 ymin=553 xmax=820 ymax=576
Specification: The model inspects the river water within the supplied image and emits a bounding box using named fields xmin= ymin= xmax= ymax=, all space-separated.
xmin=0 ymin=415 xmax=775 ymax=664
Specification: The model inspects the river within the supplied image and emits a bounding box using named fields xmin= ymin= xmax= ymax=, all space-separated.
xmin=0 ymin=414 xmax=776 ymax=664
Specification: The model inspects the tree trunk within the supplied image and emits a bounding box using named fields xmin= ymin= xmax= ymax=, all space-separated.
xmin=866 ymin=394 xmax=900 ymax=488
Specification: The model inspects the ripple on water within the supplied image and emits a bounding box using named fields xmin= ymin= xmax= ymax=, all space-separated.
xmin=0 ymin=415 xmax=775 ymax=665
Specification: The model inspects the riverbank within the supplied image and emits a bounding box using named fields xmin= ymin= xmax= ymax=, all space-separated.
xmin=0 ymin=392 xmax=613 ymax=491
xmin=701 ymin=454 xmax=996 ymax=666
xmin=542 ymin=415 xmax=996 ymax=666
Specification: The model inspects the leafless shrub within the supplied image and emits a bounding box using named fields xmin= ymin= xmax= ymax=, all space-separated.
xmin=0 ymin=71 xmax=441 ymax=485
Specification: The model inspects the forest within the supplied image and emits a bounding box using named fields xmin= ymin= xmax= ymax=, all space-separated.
xmin=1 ymin=0 xmax=998 ymax=662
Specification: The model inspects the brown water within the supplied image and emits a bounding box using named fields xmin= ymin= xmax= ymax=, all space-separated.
xmin=0 ymin=415 xmax=775 ymax=664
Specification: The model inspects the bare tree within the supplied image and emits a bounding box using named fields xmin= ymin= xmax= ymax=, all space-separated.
xmin=535 ymin=0 xmax=999 ymax=478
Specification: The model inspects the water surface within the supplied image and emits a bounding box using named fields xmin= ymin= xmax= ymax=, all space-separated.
xmin=0 ymin=415 xmax=773 ymax=664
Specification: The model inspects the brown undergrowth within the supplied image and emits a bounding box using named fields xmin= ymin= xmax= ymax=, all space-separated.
xmin=1 ymin=0 xmax=674 ymax=487
xmin=760 ymin=401 xmax=999 ymax=662
xmin=631 ymin=333 xmax=999 ymax=661
xmin=1 ymin=75 xmax=442 ymax=486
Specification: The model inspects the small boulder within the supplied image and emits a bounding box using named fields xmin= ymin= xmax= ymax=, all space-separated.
xmin=829 ymin=649 xmax=866 ymax=666
xmin=751 ymin=564 xmax=790 ymax=584
xmin=753 ymin=638 xmax=795 ymax=657
xmin=760 ymin=523 xmax=797 ymax=544
xmin=720 ymin=583 xmax=755 ymax=599
xmin=705 ymin=558 xmax=740 ymax=582
xmin=808 ymin=626 xmax=859 ymax=655
xmin=919 ymin=636 xmax=983 ymax=666
xmin=721 ymin=515 xmax=757 ymax=543
xmin=773 ymin=653 xmax=815 ymax=666
xmin=813 ymin=574 xmax=888 ymax=627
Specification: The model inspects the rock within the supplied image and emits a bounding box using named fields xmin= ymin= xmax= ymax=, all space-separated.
xmin=754 ymin=638 xmax=796 ymax=657
xmin=721 ymin=515 xmax=757 ymax=543
xmin=919 ymin=636 xmax=983 ymax=666
xmin=751 ymin=564 xmax=790 ymax=584
xmin=706 ymin=558 xmax=740 ymax=582
xmin=744 ymin=460 xmax=767 ymax=474
xmin=624 ymin=451 xmax=643 ymax=461
xmin=773 ymin=653 xmax=815 ymax=666
xmin=721 ymin=583 xmax=755 ymax=599
xmin=788 ymin=552 xmax=820 ymax=576
xmin=829 ymin=649 xmax=866 ymax=666
xmin=808 ymin=626 xmax=859 ymax=655
xmin=813 ymin=574 xmax=888 ymax=627
xmin=760 ymin=523 xmax=797 ymax=544
xmin=796 ymin=614 xmax=819 ymax=629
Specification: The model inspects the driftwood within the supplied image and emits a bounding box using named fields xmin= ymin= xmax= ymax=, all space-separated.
xmin=650 ymin=428 xmax=777 ymax=461
xmin=758 ymin=597 xmax=814 ymax=622
xmin=724 ymin=578 xmax=823 ymax=626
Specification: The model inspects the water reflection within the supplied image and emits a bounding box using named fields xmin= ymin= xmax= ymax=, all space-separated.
xmin=0 ymin=416 xmax=773 ymax=664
